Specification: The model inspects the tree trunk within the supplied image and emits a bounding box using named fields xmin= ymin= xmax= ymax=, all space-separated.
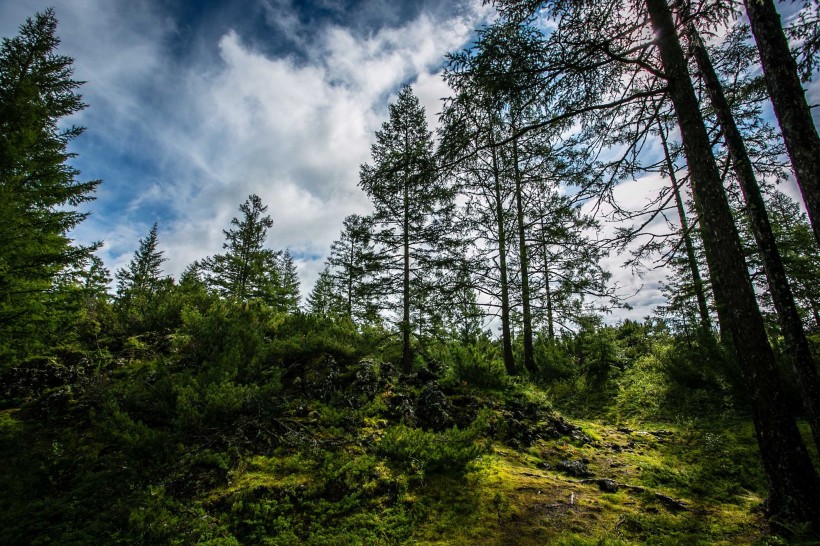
xmin=690 ymin=24 xmax=820 ymax=455
xmin=511 ymin=117 xmax=535 ymax=374
xmin=743 ymin=0 xmax=820 ymax=247
xmin=402 ymin=176 xmax=412 ymax=373
xmin=646 ymin=0 xmax=820 ymax=524
xmin=657 ymin=118 xmax=711 ymax=333
xmin=491 ymin=128 xmax=517 ymax=375
xmin=544 ymin=252 xmax=555 ymax=343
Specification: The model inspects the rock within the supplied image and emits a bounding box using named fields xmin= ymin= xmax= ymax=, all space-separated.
xmin=415 ymin=381 xmax=454 ymax=431
xmin=596 ymin=479 xmax=619 ymax=493
xmin=556 ymin=459 xmax=592 ymax=477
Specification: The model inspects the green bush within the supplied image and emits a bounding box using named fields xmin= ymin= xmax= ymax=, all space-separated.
xmin=443 ymin=339 xmax=507 ymax=388
xmin=375 ymin=412 xmax=490 ymax=474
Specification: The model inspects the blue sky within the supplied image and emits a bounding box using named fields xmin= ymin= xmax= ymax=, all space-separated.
xmin=0 ymin=0 xmax=493 ymax=296
xmin=1 ymin=0 xmax=817 ymax=324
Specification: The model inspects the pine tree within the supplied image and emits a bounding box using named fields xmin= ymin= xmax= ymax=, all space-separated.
xmin=742 ymin=0 xmax=820 ymax=246
xmin=307 ymin=267 xmax=344 ymax=318
xmin=115 ymin=223 xmax=169 ymax=336
xmin=327 ymin=214 xmax=382 ymax=324
xmin=199 ymin=194 xmax=279 ymax=304
xmin=116 ymin=224 xmax=166 ymax=301
xmin=645 ymin=0 xmax=820 ymax=522
xmin=275 ymin=249 xmax=300 ymax=313
xmin=359 ymin=85 xmax=454 ymax=372
xmin=0 ymin=9 xmax=100 ymax=362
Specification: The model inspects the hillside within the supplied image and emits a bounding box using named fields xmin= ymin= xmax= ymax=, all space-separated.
xmin=0 ymin=312 xmax=798 ymax=545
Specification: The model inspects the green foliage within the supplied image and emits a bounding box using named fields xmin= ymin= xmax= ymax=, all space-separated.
xmin=441 ymin=339 xmax=508 ymax=388
xmin=376 ymin=412 xmax=490 ymax=475
xmin=0 ymin=9 xmax=100 ymax=363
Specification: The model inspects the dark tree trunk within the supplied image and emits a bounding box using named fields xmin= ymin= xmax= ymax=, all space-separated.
xmin=544 ymin=253 xmax=555 ymax=342
xmin=690 ymin=25 xmax=820 ymax=455
xmin=646 ymin=0 xmax=820 ymax=524
xmin=492 ymin=130 xmax=517 ymax=375
xmin=402 ymin=179 xmax=412 ymax=373
xmin=658 ymin=118 xmax=711 ymax=332
xmin=743 ymin=0 xmax=820 ymax=247
xmin=511 ymin=119 xmax=535 ymax=374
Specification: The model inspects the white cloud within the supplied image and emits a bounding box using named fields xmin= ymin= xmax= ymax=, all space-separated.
xmin=0 ymin=1 xmax=490 ymax=299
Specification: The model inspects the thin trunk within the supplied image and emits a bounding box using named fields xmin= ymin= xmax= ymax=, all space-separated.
xmin=491 ymin=127 xmax=517 ymax=375
xmin=542 ymin=239 xmax=555 ymax=342
xmin=646 ymin=0 xmax=820 ymax=524
xmin=347 ymin=239 xmax=354 ymax=318
xmin=402 ymin=174 xmax=412 ymax=373
xmin=658 ymin=118 xmax=711 ymax=332
xmin=690 ymin=25 xmax=820 ymax=454
xmin=511 ymin=117 xmax=535 ymax=374
xmin=744 ymin=0 xmax=820 ymax=247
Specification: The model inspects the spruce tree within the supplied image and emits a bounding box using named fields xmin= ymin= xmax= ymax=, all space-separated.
xmin=359 ymin=85 xmax=453 ymax=372
xmin=115 ymin=223 xmax=169 ymax=335
xmin=198 ymin=194 xmax=279 ymax=304
xmin=0 ymin=9 xmax=100 ymax=362
xmin=327 ymin=214 xmax=382 ymax=324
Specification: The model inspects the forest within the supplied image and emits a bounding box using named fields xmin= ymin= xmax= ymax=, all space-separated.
xmin=2 ymin=0 xmax=820 ymax=544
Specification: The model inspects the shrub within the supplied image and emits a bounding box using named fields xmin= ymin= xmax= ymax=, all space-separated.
xmin=444 ymin=339 xmax=507 ymax=388
xmin=375 ymin=412 xmax=490 ymax=474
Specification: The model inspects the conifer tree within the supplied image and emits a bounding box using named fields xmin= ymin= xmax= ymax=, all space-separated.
xmin=307 ymin=267 xmax=344 ymax=318
xmin=327 ymin=214 xmax=382 ymax=323
xmin=115 ymin=223 xmax=169 ymax=335
xmin=116 ymin=224 xmax=166 ymax=301
xmin=0 ymin=9 xmax=100 ymax=362
xmin=359 ymin=85 xmax=454 ymax=372
xmin=198 ymin=194 xmax=279 ymax=304
xmin=275 ymin=249 xmax=301 ymax=313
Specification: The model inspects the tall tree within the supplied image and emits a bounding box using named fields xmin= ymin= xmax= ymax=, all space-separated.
xmin=327 ymin=214 xmax=381 ymax=324
xmin=439 ymin=83 xmax=517 ymax=374
xmin=116 ymin=224 xmax=166 ymax=300
xmin=656 ymin=117 xmax=711 ymax=333
xmin=687 ymin=19 xmax=820 ymax=454
xmin=115 ymin=223 xmax=170 ymax=335
xmin=0 ymin=9 xmax=100 ymax=362
xmin=359 ymin=85 xmax=453 ymax=372
xmin=743 ymin=0 xmax=820 ymax=246
xmin=645 ymin=0 xmax=820 ymax=522
xmin=307 ymin=266 xmax=344 ymax=318
xmin=275 ymin=249 xmax=300 ymax=313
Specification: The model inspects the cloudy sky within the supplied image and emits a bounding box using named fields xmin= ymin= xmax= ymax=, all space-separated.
xmin=1 ymin=1 xmax=816 ymax=325
xmin=0 ymin=0 xmax=492 ymax=290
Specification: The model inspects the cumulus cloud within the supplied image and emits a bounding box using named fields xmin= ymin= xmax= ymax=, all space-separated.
xmin=1 ymin=0 xmax=491 ymax=296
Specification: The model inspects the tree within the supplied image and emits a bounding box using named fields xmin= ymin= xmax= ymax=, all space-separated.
xmin=359 ymin=85 xmax=454 ymax=372
xmin=743 ymin=0 xmax=820 ymax=246
xmin=116 ymin=224 xmax=166 ymax=301
xmin=198 ymin=194 xmax=280 ymax=305
xmin=686 ymin=18 xmax=820 ymax=455
xmin=440 ymin=73 xmax=518 ymax=374
xmin=307 ymin=267 xmax=344 ymax=318
xmin=327 ymin=214 xmax=382 ymax=324
xmin=275 ymin=249 xmax=300 ymax=313
xmin=115 ymin=223 xmax=171 ymax=336
xmin=645 ymin=0 xmax=820 ymax=522
xmin=0 ymin=9 xmax=100 ymax=362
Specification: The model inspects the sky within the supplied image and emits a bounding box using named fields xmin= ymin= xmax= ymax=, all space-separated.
xmin=0 ymin=0 xmax=494 ymax=297
xmin=1 ymin=0 xmax=817 ymax=326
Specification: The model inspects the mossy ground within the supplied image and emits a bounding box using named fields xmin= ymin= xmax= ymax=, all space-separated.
xmin=1 ymin=391 xmax=786 ymax=545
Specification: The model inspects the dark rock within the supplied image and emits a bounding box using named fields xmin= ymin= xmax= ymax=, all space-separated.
xmin=596 ymin=479 xmax=619 ymax=493
xmin=556 ymin=459 xmax=592 ymax=477
xmin=415 ymin=381 xmax=454 ymax=431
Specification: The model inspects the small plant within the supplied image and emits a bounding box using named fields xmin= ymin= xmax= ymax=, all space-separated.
xmin=375 ymin=412 xmax=490 ymax=474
